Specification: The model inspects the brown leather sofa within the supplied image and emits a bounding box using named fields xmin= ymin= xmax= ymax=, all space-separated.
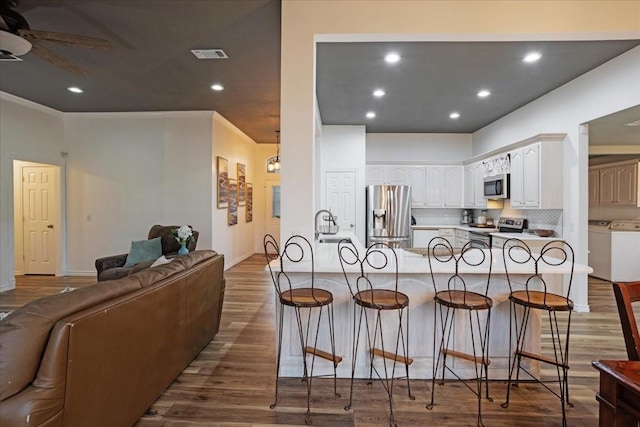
xmin=0 ymin=250 xmax=225 ymax=427
xmin=95 ymin=225 xmax=200 ymax=282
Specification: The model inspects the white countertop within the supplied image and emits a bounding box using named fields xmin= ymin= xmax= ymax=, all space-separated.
xmin=274 ymin=231 xmax=590 ymax=275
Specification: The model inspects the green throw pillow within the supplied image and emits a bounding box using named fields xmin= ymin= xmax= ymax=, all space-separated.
xmin=124 ymin=237 xmax=162 ymax=267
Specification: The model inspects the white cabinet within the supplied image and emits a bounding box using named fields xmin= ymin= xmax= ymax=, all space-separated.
xmin=366 ymin=165 xmax=386 ymax=185
xmin=443 ymin=166 xmax=463 ymax=207
xmin=425 ymin=166 xmax=444 ymax=207
xmin=597 ymin=161 xmax=639 ymax=207
xmin=387 ymin=166 xmax=410 ymax=185
xmin=509 ymin=140 xmax=562 ymax=209
xmin=407 ymin=165 xmax=463 ymax=208
xmin=454 ymin=229 xmax=470 ymax=248
xmin=413 ymin=229 xmax=438 ymax=247
xmin=409 ymin=167 xmax=427 ymax=206
xmin=464 ymin=161 xmax=487 ymax=208
xmin=366 ymin=165 xmax=409 ymax=185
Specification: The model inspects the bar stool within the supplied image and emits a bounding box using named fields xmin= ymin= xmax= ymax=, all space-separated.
xmin=263 ymin=234 xmax=341 ymax=424
xmin=338 ymin=240 xmax=414 ymax=427
xmin=426 ymin=237 xmax=494 ymax=427
xmin=500 ymin=238 xmax=575 ymax=427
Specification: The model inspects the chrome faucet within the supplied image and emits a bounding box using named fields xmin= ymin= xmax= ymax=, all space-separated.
xmin=314 ymin=209 xmax=336 ymax=240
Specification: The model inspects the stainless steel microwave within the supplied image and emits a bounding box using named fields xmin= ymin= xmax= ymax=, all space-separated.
xmin=483 ymin=174 xmax=509 ymax=199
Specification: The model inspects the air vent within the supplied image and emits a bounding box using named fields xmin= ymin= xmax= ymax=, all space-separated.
xmin=191 ymin=49 xmax=228 ymax=60
xmin=0 ymin=50 xmax=23 ymax=61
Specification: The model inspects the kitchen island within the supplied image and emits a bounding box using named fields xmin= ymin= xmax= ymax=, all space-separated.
xmin=267 ymin=232 xmax=592 ymax=380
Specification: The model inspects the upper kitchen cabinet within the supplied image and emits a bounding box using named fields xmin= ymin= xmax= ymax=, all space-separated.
xmin=464 ymin=161 xmax=487 ymax=208
xmin=366 ymin=165 xmax=410 ymax=185
xmin=509 ymin=138 xmax=563 ymax=209
xmin=595 ymin=160 xmax=639 ymax=207
xmin=409 ymin=165 xmax=463 ymax=207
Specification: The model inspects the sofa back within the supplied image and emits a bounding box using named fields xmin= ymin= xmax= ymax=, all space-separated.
xmin=0 ymin=250 xmax=224 ymax=427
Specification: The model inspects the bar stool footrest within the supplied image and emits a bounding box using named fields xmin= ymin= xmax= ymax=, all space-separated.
xmin=305 ymin=346 xmax=343 ymax=364
xmin=444 ymin=349 xmax=491 ymax=365
xmin=371 ymin=348 xmax=413 ymax=365
xmin=517 ymin=350 xmax=568 ymax=369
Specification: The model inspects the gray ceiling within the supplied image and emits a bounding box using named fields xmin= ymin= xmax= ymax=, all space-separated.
xmin=1 ymin=1 xmax=638 ymax=145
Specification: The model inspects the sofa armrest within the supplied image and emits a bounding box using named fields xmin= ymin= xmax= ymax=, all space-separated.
xmin=95 ymin=254 xmax=127 ymax=276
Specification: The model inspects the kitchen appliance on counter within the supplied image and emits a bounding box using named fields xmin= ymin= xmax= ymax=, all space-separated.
xmin=589 ymin=219 xmax=640 ymax=282
xmin=483 ymin=174 xmax=510 ymax=199
xmin=461 ymin=210 xmax=470 ymax=225
xmin=366 ymin=185 xmax=412 ymax=248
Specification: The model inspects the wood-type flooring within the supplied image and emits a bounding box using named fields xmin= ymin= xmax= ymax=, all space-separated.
xmin=1 ymin=255 xmax=635 ymax=426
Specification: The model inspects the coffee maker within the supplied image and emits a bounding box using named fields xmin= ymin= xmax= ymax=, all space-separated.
xmin=461 ymin=209 xmax=470 ymax=225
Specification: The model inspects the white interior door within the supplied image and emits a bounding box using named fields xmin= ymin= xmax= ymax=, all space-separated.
xmin=325 ymin=171 xmax=357 ymax=235
xmin=265 ymin=180 xmax=281 ymax=248
xmin=22 ymin=165 xmax=56 ymax=275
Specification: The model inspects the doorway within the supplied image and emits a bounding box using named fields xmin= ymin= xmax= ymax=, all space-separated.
xmin=13 ymin=160 xmax=61 ymax=275
xmin=265 ymin=180 xmax=281 ymax=247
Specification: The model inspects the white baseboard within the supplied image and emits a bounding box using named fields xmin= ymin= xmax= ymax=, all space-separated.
xmin=573 ymin=303 xmax=590 ymax=313
xmin=1 ymin=283 xmax=16 ymax=292
xmin=224 ymin=251 xmax=256 ymax=271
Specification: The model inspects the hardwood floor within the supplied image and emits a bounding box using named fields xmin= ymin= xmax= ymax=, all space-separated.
xmin=1 ymin=257 xmax=633 ymax=426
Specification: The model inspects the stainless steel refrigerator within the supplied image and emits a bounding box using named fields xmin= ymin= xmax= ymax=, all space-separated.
xmin=366 ymin=185 xmax=412 ymax=248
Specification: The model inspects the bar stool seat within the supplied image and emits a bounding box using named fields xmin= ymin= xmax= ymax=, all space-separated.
xmin=280 ymin=288 xmax=333 ymax=307
xmin=354 ymin=289 xmax=409 ymax=310
xmin=509 ymin=290 xmax=574 ymax=311
xmin=435 ymin=290 xmax=492 ymax=310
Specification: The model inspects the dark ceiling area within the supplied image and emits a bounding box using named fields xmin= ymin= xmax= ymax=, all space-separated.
xmin=1 ymin=1 xmax=638 ymax=145
xmin=316 ymin=40 xmax=640 ymax=134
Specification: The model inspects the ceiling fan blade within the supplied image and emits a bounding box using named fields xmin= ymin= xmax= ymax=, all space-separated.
xmin=18 ymin=29 xmax=112 ymax=50
xmin=29 ymin=41 xmax=88 ymax=76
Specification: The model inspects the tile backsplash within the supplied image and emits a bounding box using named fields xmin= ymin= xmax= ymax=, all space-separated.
xmin=412 ymin=207 xmax=564 ymax=237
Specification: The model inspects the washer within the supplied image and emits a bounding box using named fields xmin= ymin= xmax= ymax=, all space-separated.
xmin=589 ymin=220 xmax=640 ymax=282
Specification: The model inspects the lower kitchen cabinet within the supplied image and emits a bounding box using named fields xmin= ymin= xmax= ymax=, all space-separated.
xmin=412 ymin=229 xmax=438 ymax=247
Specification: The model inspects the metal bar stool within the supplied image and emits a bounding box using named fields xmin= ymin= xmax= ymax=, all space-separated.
xmin=500 ymin=238 xmax=575 ymax=427
xmin=338 ymin=240 xmax=414 ymax=427
xmin=425 ymin=237 xmax=494 ymax=427
xmin=264 ymin=234 xmax=341 ymax=424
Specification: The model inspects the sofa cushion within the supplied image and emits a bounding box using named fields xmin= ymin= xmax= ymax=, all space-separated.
xmin=0 ymin=277 xmax=142 ymax=401
xmin=124 ymin=237 xmax=162 ymax=268
xmin=98 ymin=266 xmax=133 ymax=282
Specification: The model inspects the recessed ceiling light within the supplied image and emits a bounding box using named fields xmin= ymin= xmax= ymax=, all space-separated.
xmin=449 ymin=112 xmax=460 ymax=119
xmin=477 ymin=89 xmax=491 ymax=98
xmin=210 ymin=84 xmax=224 ymax=91
xmin=366 ymin=111 xmax=376 ymax=119
xmin=624 ymin=119 xmax=640 ymax=127
xmin=67 ymin=87 xmax=83 ymax=93
xmin=523 ymin=52 xmax=542 ymax=63
xmin=373 ymin=89 xmax=385 ymax=97
xmin=384 ymin=53 xmax=400 ymax=64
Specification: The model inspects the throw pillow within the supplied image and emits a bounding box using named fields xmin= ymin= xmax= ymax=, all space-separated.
xmin=150 ymin=255 xmax=172 ymax=268
xmin=124 ymin=237 xmax=162 ymax=267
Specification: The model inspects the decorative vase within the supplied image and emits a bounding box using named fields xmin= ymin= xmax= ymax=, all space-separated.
xmin=178 ymin=242 xmax=189 ymax=256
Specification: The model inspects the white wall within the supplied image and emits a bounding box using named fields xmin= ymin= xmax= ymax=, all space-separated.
xmin=64 ymin=111 xmax=214 ymax=274
xmin=367 ymin=133 xmax=472 ymax=163
xmin=321 ymin=125 xmax=366 ymax=242
xmin=0 ymin=94 xmax=65 ymax=291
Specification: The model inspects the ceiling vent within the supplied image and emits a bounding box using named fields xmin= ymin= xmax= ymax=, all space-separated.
xmin=191 ymin=49 xmax=228 ymax=60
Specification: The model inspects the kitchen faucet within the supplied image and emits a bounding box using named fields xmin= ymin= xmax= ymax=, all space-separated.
xmin=314 ymin=209 xmax=336 ymax=240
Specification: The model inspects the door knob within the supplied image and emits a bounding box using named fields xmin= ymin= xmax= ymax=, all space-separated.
xmin=47 ymin=224 xmax=54 ymax=229
xmin=350 ymin=224 xmax=354 ymax=228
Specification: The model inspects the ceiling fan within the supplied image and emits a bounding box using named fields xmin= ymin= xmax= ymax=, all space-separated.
xmin=0 ymin=0 xmax=111 ymax=75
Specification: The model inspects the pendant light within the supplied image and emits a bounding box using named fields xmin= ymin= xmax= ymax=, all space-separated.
xmin=267 ymin=130 xmax=281 ymax=173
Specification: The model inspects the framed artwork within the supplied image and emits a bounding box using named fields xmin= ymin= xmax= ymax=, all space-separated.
xmin=237 ymin=163 xmax=246 ymax=206
xmin=217 ymin=157 xmax=229 ymax=209
xmin=228 ymin=179 xmax=238 ymax=226
xmin=245 ymin=183 xmax=253 ymax=222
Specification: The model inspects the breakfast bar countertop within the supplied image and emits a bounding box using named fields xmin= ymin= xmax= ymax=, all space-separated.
xmin=272 ymin=231 xmax=591 ymax=275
